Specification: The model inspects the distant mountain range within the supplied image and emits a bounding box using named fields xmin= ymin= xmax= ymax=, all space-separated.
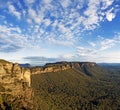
xmin=98 ymin=63 xmax=120 ymax=66
xmin=19 ymin=63 xmax=31 ymax=68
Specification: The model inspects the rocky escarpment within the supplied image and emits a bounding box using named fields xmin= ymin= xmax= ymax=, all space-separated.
xmin=31 ymin=61 xmax=97 ymax=74
xmin=0 ymin=60 xmax=97 ymax=87
xmin=0 ymin=59 xmax=31 ymax=86
xmin=0 ymin=59 xmax=33 ymax=110
xmin=0 ymin=59 xmax=97 ymax=109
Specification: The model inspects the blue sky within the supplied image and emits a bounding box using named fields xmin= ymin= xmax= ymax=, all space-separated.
xmin=0 ymin=0 xmax=120 ymax=65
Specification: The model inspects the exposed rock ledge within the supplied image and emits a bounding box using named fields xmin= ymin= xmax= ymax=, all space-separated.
xmin=0 ymin=59 xmax=96 ymax=87
xmin=0 ymin=60 xmax=96 ymax=109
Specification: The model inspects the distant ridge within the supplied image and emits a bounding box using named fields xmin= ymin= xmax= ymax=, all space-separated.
xmin=19 ymin=63 xmax=31 ymax=68
xmin=98 ymin=63 xmax=120 ymax=66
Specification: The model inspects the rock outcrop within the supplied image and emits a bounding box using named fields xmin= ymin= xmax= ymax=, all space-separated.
xmin=31 ymin=62 xmax=97 ymax=75
xmin=0 ymin=60 xmax=31 ymax=86
xmin=0 ymin=59 xmax=97 ymax=87
xmin=0 ymin=59 xmax=97 ymax=109
xmin=0 ymin=59 xmax=33 ymax=110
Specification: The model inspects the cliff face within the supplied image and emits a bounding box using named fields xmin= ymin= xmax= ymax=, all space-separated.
xmin=0 ymin=60 xmax=31 ymax=86
xmin=31 ymin=62 xmax=97 ymax=75
xmin=0 ymin=59 xmax=97 ymax=109
xmin=0 ymin=60 xmax=97 ymax=87
xmin=31 ymin=63 xmax=71 ymax=74
xmin=0 ymin=60 xmax=33 ymax=110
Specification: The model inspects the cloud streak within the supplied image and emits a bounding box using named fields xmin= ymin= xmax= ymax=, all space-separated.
xmin=0 ymin=25 xmax=27 ymax=52
xmin=8 ymin=3 xmax=21 ymax=20
xmin=23 ymin=56 xmax=60 ymax=65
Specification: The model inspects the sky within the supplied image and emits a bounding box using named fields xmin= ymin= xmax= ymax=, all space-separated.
xmin=0 ymin=0 xmax=120 ymax=65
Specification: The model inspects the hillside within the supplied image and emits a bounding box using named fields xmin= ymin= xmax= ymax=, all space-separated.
xmin=0 ymin=59 xmax=120 ymax=110
xmin=31 ymin=62 xmax=120 ymax=110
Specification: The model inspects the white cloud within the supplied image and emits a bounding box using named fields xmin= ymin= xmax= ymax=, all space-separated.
xmin=100 ymin=39 xmax=116 ymax=50
xmin=106 ymin=12 xmax=116 ymax=21
xmin=58 ymin=23 xmax=68 ymax=33
xmin=83 ymin=0 xmax=100 ymax=30
xmin=0 ymin=25 xmax=28 ymax=52
xmin=25 ymin=0 xmax=35 ymax=4
xmin=75 ymin=36 xmax=120 ymax=62
xmin=94 ymin=52 xmax=120 ymax=63
xmin=0 ymin=0 xmax=119 ymax=63
xmin=43 ymin=0 xmax=51 ymax=4
xmin=28 ymin=8 xmax=36 ymax=19
xmin=52 ymin=20 xmax=58 ymax=27
xmin=106 ymin=8 xmax=116 ymax=21
xmin=46 ymin=37 xmax=73 ymax=46
xmin=98 ymin=34 xmax=120 ymax=51
xmin=43 ymin=19 xmax=51 ymax=26
xmin=26 ymin=18 xmax=32 ymax=24
xmin=89 ymin=42 xmax=96 ymax=47
xmin=76 ymin=0 xmax=84 ymax=9
xmin=0 ymin=25 xmax=22 ymax=34
xmin=28 ymin=8 xmax=43 ymax=24
xmin=34 ymin=25 xmax=40 ymax=33
xmin=101 ymin=0 xmax=114 ymax=10
xmin=76 ymin=46 xmax=97 ymax=57
xmin=82 ymin=0 xmax=116 ymax=30
xmin=100 ymin=1 xmax=118 ymax=22
xmin=60 ymin=0 xmax=71 ymax=8
xmin=62 ymin=54 xmax=74 ymax=59
xmin=8 ymin=4 xmax=21 ymax=20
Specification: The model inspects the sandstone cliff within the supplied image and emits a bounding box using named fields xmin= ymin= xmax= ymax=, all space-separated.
xmin=31 ymin=61 xmax=97 ymax=75
xmin=0 ymin=59 xmax=97 ymax=87
xmin=0 ymin=59 xmax=33 ymax=110
xmin=0 ymin=59 xmax=97 ymax=109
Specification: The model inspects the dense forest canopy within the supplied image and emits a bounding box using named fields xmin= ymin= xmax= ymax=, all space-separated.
xmin=0 ymin=61 xmax=120 ymax=110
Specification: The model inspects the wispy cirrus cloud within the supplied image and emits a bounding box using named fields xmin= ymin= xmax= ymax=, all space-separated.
xmin=0 ymin=0 xmax=120 ymax=64
xmin=60 ymin=0 xmax=71 ymax=8
xmin=3 ymin=0 xmax=119 ymax=45
xmin=0 ymin=25 xmax=27 ymax=52
xmin=28 ymin=8 xmax=43 ymax=24
xmin=23 ymin=53 xmax=75 ymax=65
xmin=25 ymin=0 xmax=35 ymax=4
xmin=99 ymin=34 xmax=120 ymax=51
xmin=8 ymin=3 xmax=21 ymax=20
xmin=75 ymin=33 xmax=120 ymax=62
xmin=18 ymin=0 xmax=119 ymax=47
xmin=23 ymin=56 xmax=60 ymax=65
xmin=15 ymin=0 xmax=118 ymax=47
xmin=76 ymin=46 xmax=97 ymax=57
xmin=101 ymin=0 xmax=114 ymax=10
xmin=46 ymin=37 xmax=73 ymax=46
xmin=23 ymin=56 xmax=58 ymax=65
xmin=88 ymin=42 xmax=96 ymax=47
xmin=43 ymin=0 xmax=52 ymax=4
xmin=100 ymin=39 xmax=116 ymax=50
